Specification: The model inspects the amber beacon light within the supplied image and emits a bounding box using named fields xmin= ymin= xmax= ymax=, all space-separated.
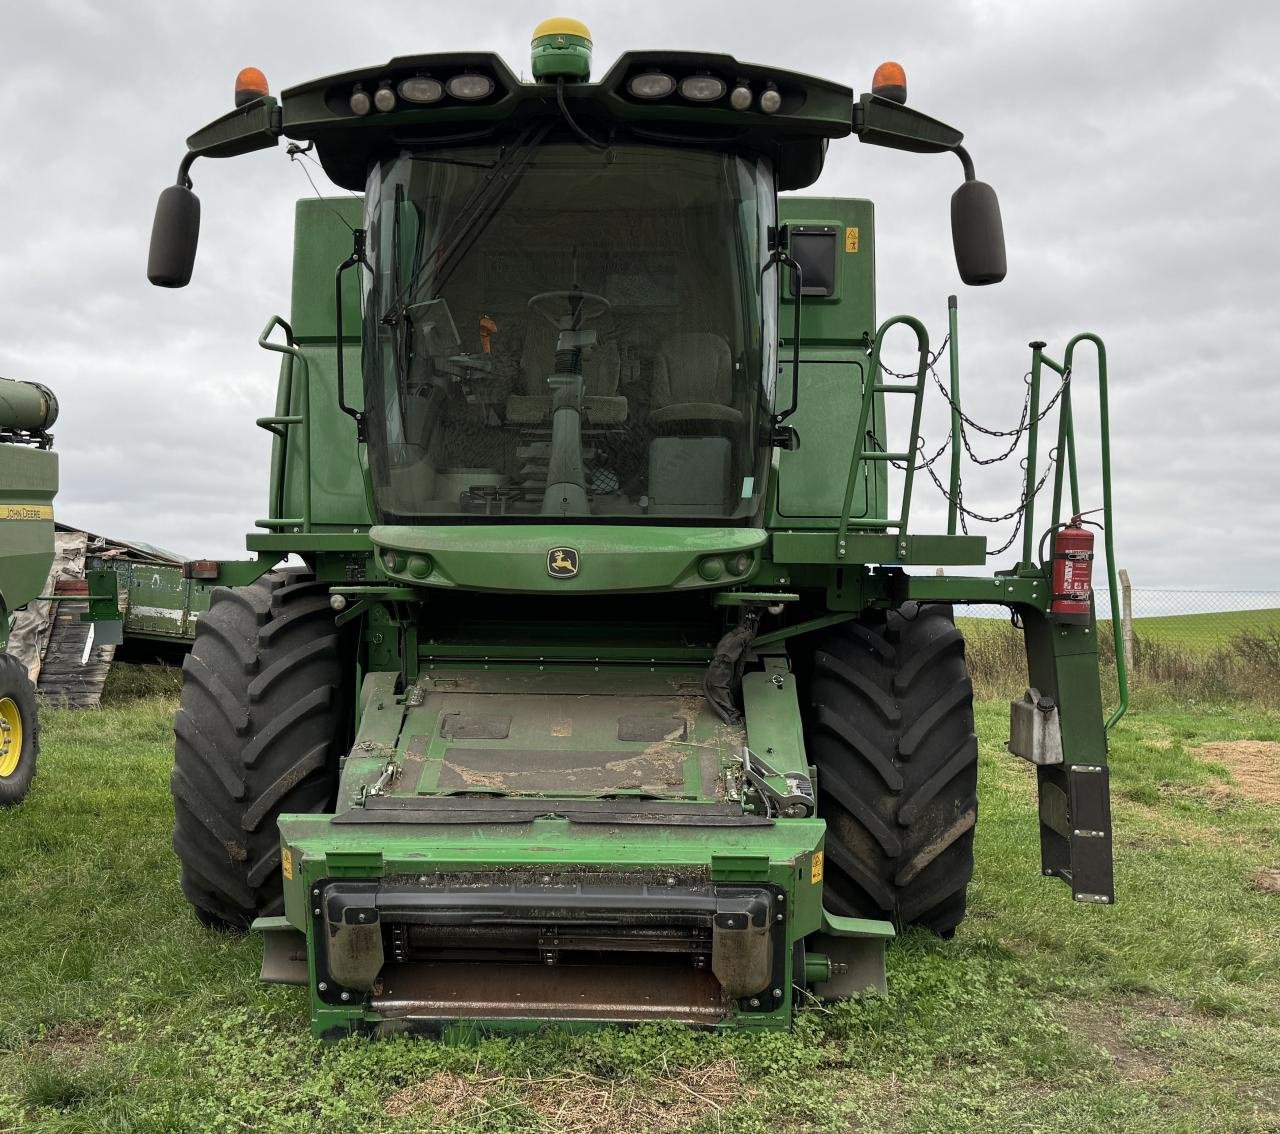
xmin=871 ymin=61 xmax=907 ymax=104
xmin=234 ymin=67 xmax=270 ymax=107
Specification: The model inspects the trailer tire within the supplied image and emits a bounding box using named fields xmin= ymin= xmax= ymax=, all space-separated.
xmin=172 ymin=569 xmax=349 ymax=930
xmin=803 ymin=602 xmax=978 ymax=936
xmin=0 ymin=651 xmax=39 ymax=806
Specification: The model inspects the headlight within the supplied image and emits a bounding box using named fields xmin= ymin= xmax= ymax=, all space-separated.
xmin=398 ymin=76 xmax=444 ymax=104
xmin=679 ymin=74 xmax=726 ymax=102
xmin=446 ymin=73 xmax=494 ymax=100
xmin=349 ymin=85 xmax=372 ymax=116
xmin=759 ymin=85 xmax=781 ymax=114
xmin=627 ymin=71 xmax=675 ymax=99
xmin=729 ymin=83 xmax=752 ymax=111
xmin=373 ymin=83 xmax=396 ymax=112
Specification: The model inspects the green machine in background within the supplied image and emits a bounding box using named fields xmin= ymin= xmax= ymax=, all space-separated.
xmin=1 ymin=382 xmax=125 ymax=791
xmin=0 ymin=377 xmax=59 ymax=804
xmin=147 ymin=19 xmax=1125 ymax=1037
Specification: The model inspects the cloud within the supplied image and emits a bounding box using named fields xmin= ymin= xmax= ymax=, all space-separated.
xmin=1 ymin=0 xmax=1277 ymax=587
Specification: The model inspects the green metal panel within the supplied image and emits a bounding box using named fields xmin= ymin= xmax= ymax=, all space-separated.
xmin=0 ymin=445 xmax=57 ymax=625
xmin=290 ymin=199 xmax=363 ymax=342
xmin=370 ymin=524 xmax=767 ymax=594
xmin=771 ymin=530 xmax=986 ymax=566
xmin=276 ymin=343 xmax=370 ymax=528
xmin=773 ymin=353 xmax=876 ymax=521
xmin=262 ymin=198 xmax=373 ymax=532
xmin=777 ymin=198 xmax=876 ymax=347
xmin=772 ymin=198 xmax=883 ymax=525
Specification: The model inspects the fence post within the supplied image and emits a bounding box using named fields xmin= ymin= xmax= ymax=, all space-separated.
xmin=1118 ymin=568 xmax=1134 ymax=677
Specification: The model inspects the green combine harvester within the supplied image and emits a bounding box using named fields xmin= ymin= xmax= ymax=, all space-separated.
xmin=0 ymin=377 xmax=59 ymax=804
xmin=147 ymin=19 xmax=1125 ymax=1038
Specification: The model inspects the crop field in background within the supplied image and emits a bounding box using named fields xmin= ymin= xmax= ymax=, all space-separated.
xmin=0 ymin=672 xmax=1277 ymax=1132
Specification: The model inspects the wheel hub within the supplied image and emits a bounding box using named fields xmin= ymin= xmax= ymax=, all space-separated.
xmin=0 ymin=696 xmax=23 ymax=778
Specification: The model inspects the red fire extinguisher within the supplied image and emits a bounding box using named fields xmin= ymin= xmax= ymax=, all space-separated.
xmin=1049 ymin=514 xmax=1096 ymax=623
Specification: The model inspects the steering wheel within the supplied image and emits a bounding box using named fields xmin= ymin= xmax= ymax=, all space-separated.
xmin=527 ymin=290 xmax=611 ymax=328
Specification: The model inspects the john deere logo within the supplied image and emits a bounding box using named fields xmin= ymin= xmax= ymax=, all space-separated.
xmin=547 ymin=547 xmax=579 ymax=578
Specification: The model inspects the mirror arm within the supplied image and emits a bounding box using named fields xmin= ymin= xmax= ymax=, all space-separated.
xmin=954 ymin=144 xmax=976 ymax=182
xmin=175 ymin=152 xmax=198 ymax=191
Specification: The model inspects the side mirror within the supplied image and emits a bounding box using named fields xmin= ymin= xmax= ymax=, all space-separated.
xmin=147 ymin=184 xmax=201 ymax=288
xmin=951 ymin=179 xmax=1006 ymax=285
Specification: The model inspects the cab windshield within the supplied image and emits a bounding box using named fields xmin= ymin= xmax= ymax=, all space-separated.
xmin=362 ymin=135 xmax=776 ymax=521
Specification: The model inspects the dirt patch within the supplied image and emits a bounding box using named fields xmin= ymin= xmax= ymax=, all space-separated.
xmin=1056 ymin=998 xmax=1174 ymax=1083
xmin=384 ymin=1071 xmax=482 ymax=1122
xmin=1193 ymin=741 xmax=1280 ymax=804
xmin=1249 ymin=867 xmax=1280 ymax=894
xmin=32 ymin=1021 xmax=102 ymax=1069
xmin=384 ymin=1060 xmax=749 ymax=1132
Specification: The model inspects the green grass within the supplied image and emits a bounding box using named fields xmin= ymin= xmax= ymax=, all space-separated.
xmin=1127 ymin=608 xmax=1280 ymax=653
xmin=1 ymin=689 xmax=1278 ymax=1132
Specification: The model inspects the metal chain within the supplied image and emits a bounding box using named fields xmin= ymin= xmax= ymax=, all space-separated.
xmin=873 ymin=333 xmax=1069 ymax=557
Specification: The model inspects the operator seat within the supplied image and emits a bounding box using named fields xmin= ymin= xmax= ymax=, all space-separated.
xmin=504 ymin=319 xmax=627 ymax=426
xmin=646 ymin=332 xmax=741 ymax=514
xmin=648 ymin=332 xmax=743 ymax=431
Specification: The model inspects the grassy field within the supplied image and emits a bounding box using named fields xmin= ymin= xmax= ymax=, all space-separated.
xmin=1 ymin=687 xmax=1278 ymax=1132
xmin=1126 ymin=609 xmax=1280 ymax=652
xmin=959 ymin=608 xmax=1280 ymax=656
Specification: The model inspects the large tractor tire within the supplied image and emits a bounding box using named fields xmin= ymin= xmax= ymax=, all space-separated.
xmin=0 ymin=651 xmax=39 ymax=806
xmin=803 ymin=602 xmax=979 ymax=936
xmin=172 ymin=569 xmax=349 ymax=930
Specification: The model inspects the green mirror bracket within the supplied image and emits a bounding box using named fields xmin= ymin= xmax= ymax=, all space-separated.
xmin=173 ymin=95 xmax=283 ymax=187
xmin=852 ymin=93 xmax=963 ymax=154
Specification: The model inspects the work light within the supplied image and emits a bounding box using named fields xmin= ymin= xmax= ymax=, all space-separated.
xmin=446 ymin=73 xmax=494 ymax=100
xmin=398 ymin=76 xmax=444 ymax=104
xmin=348 ymin=84 xmax=371 ymax=116
xmin=679 ymin=75 xmax=726 ymax=102
xmin=627 ymin=71 xmax=675 ymax=99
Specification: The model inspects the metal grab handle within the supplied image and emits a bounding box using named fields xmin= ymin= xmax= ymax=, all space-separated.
xmin=256 ymin=315 xmax=310 ymax=532
xmin=836 ymin=314 xmax=930 ymax=558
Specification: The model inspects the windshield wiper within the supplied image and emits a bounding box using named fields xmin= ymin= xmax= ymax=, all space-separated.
xmin=383 ymin=122 xmax=552 ymax=325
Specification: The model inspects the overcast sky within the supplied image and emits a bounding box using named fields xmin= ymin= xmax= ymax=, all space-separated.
xmin=2 ymin=0 xmax=1278 ymax=590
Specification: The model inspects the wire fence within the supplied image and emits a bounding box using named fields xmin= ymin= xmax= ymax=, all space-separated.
xmin=956 ymin=579 xmax=1280 ymax=706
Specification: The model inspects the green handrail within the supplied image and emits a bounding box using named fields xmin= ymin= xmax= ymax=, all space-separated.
xmin=1060 ymin=334 xmax=1127 ymax=730
xmin=835 ymin=314 xmax=930 ymax=559
xmin=946 ymin=296 xmax=962 ymax=535
xmin=1029 ymin=336 xmax=1126 ymax=730
xmin=255 ymin=316 xmax=311 ymax=532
